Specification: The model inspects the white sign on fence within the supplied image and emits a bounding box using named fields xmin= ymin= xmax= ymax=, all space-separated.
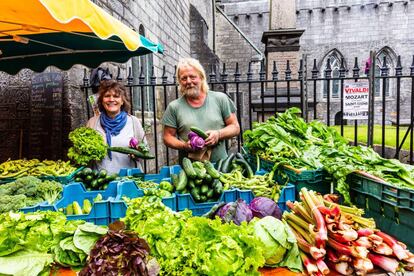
xmin=343 ymin=81 xmax=369 ymax=120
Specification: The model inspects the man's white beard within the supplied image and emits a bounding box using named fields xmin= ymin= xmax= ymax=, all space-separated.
xmin=183 ymin=86 xmax=200 ymax=98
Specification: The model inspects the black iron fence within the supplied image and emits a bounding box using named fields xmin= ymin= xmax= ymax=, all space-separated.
xmin=82 ymin=55 xmax=414 ymax=172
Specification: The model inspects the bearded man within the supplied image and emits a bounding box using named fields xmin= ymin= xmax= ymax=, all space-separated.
xmin=161 ymin=58 xmax=240 ymax=163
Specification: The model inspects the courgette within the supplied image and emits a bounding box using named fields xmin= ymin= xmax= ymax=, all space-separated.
xmin=234 ymin=159 xmax=254 ymax=178
xmin=206 ymin=189 xmax=214 ymax=199
xmin=188 ymin=179 xmax=196 ymax=189
xmin=221 ymin=153 xmax=236 ymax=173
xmin=204 ymin=160 xmax=220 ymax=179
xmin=193 ymin=166 xmax=206 ymax=179
xmin=191 ymin=186 xmax=201 ymax=201
xmin=190 ymin=126 xmax=209 ymax=139
xmin=182 ymin=157 xmax=197 ymax=178
xmin=171 ymin=173 xmax=179 ymax=188
xmin=108 ymin=146 xmax=155 ymax=159
xmin=200 ymin=184 xmax=209 ymax=195
xmin=212 ymin=179 xmax=223 ymax=195
xmin=175 ymin=170 xmax=188 ymax=191
xmin=215 ymin=158 xmax=224 ymax=171
xmin=203 ymin=173 xmax=213 ymax=184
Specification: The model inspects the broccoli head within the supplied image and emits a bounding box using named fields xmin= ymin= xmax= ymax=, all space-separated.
xmin=36 ymin=180 xmax=63 ymax=204
xmin=13 ymin=176 xmax=42 ymax=197
xmin=0 ymin=194 xmax=27 ymax=212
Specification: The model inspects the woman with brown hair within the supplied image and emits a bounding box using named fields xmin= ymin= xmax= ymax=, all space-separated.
xmin=87 ymin=79 xmax=147 ymax=174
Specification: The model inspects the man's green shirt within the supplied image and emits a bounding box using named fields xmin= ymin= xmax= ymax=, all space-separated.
xmin=161 ymin=90 xmax=236 ymax=162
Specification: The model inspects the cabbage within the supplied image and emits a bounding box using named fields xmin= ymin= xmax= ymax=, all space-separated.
xmin=217 ymin=199 xmax=253 ymax=225
xmin=252 ymin=216 xmax=302 ymax=272
xmin=249 ymin=197 xmax=282 ymax=219
xmin=188 ymin=131 xmax=205 ymax=150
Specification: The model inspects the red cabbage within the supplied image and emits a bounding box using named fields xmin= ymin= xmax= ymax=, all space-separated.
xmin=217 ymin=199 xmax=252 ymax=225
xmin=129 ymin=137 xmax=139 ymax=148
xmin=188 ymin=132 xmax=205 ymax=150
xmin=249 ymin=197 xmax=282 ymax=220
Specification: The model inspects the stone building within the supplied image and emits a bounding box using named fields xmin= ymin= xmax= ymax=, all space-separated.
xmin=267 ymin=0 xmax=414 ymax=125
xmin=0 ymin=0 xmax=270 ymax=168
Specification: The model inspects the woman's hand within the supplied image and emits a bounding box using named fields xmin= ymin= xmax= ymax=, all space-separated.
xmin=205 ymin=130 xmax=220 ymax=146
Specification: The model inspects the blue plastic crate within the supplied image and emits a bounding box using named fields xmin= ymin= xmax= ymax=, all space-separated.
xmin=19 ymin=201 xmax=46 ymax=213
xmin=110 ymin=180 xmax=177 ymax=222
xmin=119 ymin=165 xmax=180 ymax=183
xmin=176 ymin=189 xmax=238 ymax=216
xmin=39 ymin=182 xmax=118 ymax=225
xmin=237 ymin=183 xmax=296 ymax=212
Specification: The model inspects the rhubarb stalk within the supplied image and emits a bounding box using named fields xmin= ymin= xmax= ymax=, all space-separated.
xmin=327 ymin=238 xmax=368 ymax=259
xmin=375 ymin=231 xmax=409 ymax=260
xmin=367 ymin=253 xmax=399 ymax=273
xmin=316 ymin=258 xmax=330 ymax=275
xmin=301 ymin=188 xmax=328 ymax=248
xmin=300 ymin=252 xmax=318 ymax=275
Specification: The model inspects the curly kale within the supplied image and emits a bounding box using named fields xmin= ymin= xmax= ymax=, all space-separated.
xmin=67 ymin=127 xmax=107 ymax=166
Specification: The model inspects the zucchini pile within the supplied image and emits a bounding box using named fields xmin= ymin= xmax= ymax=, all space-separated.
xmin=74 ymin=168 xmax=119 ymax=191
xmin=173 ymin=158 xmax=223 ymax=202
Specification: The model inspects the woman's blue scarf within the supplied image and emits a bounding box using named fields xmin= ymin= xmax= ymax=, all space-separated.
xmin=100 ymin=111 xmax=127 ymax=159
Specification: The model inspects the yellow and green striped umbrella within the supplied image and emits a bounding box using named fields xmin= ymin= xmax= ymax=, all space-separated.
xmin=0 ymin=0 xmax=163 ymax=74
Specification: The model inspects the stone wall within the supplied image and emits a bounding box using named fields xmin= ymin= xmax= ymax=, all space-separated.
xmin=295 ymin=0 xmax=414 ymax=124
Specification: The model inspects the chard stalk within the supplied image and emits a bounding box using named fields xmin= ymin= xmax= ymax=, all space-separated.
xmin=375 ymin=231 xmax=409 ymax=260
xmin=367 ymin=253 xmax=399 ymax=273
xmin=301 ymin=188 xmax=328 ymax=248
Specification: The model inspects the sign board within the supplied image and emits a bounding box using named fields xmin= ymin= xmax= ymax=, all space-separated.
xmin=343 ymin=80 xmax=369 ymax=120
xmin=30 ymin=72 xmax=63 ymax=160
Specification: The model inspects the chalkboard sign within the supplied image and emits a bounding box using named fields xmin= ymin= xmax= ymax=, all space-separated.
xmin=30 ymin=72 xmax=63 ymax=160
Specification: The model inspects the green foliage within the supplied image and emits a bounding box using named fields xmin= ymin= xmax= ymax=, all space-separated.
xmin=0 ymin=177 xmax=63 ymax=212
xmin=67 ymin=127 xmax=107 ymax=166
xmin=123 ymin=196 xmax=266 ymax=275
xmin=0 ymin=211 xmax=107 ymax=273
xmin=244 ymin=108 xmax=414 ymax=204
xmin=36 ymin=180 xmax=63 ymax=204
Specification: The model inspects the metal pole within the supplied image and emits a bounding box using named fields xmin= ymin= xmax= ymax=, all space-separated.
xmin=367 ymin=51 xmax=376 ymax=147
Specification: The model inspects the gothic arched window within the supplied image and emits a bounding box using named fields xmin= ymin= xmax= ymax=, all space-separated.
xmin=374 ymin=50 xmax=394 ymax=98
xmin=321 ymin=51 xmax=344 ymax=99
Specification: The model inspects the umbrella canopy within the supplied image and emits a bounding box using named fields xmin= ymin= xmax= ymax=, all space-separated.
xmin=0 ymin=0 xmax=164 ymax=74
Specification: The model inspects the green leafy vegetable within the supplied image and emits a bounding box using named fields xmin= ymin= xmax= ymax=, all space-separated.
xmin=67 ymin=127 xmax=107 ymax=166
xmin=0 ymin=249 xmax=53 ymax=276
xmin=123 ymin=196 xmax=266 ymax=275
xmin=244 ymin=108 xmax=414 ymax=204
